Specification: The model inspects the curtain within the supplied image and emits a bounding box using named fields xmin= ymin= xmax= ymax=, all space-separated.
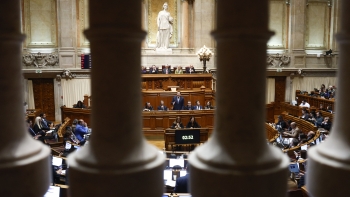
xmin=266 ymin=78 xmax=275 ymax=104
xmin=61 ymin=79 xmax=91 ymax=108
xmin=27 ymin=80 xmax=35 ymax=109
xmin=291 ymin=77 xmax=337 ymax=101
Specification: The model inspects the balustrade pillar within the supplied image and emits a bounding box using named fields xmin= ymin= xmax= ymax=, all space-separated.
xmin=67 ymin=1 xmax=164 ymax=196
xmin=188 ymin=0 xmax=289 ymax=196
xmin=0 ymin=0 xmax=51 ymax=196
xmin=182 ymin=0 xmax=191 ymax=48
xmin=307 ymin=0 xmax=350 ymax=196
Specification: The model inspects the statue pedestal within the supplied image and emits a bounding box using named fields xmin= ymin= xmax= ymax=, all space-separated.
xmin=155 ymin=48 xmax=172 ymax=54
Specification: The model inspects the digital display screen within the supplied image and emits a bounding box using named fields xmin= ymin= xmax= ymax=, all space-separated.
xmin=175 ymin=129 xmax=200 ymax=144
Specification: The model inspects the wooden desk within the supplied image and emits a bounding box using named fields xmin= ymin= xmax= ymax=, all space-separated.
xmin=164 ymin=128 xmax=209 ymax=151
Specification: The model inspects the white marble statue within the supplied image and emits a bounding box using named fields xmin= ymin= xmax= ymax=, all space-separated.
xmin=156 ymin=2 xmax=173 ymax=49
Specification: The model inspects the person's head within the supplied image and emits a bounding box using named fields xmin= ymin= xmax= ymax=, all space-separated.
xmin=321 ymin=84 xmax=325 ymax=89
xmin=300 ymin=150 xmax=307 ymax=159
xmin=141 ymin=66 xmax=145 ymax=70
xmin=324 ymin=117 xmax=330 ymax=122
xmin=307 ymin=131 xmax=315 ymax=138
xmin=320 ymin=104 xmax=323 ymax=108
xmin=77 ymin=100 xmax=83 ymax=107
xmin=190 ymin=116 xmax=195 ymax=123
xmin=39 ymin=113 xmax=46 ymax=119
xmin=190 ymin=65 xmax=193 ymax=68
xmin=302 ymin=100 xmax=305 ymax=105
xmin=160 ymin=100 xmax=164 ymax=105
xmin=291 ymin=122 xmax=296 ymax=129
xmin=177 ymin=91 xmax=181 ymax=96
xmin=78 ymin=119 xmax=84 ymax=125
xmin=196 ymin=100 xmax=200 ymax=105
xmin=72 ymin=119 xmax=78 ymax=125
xmin=292 ymin=138 xmax=299 ymax=146
xmin=302 ymin=109 xmax=308 ymax=114
xmin=316 ymin=111 xmax=322 ymax=117
xmin=34 ymin=117 xmax=42 ymax=126
xmin=187 ymin=101 xmax=192 ymax=106
xmin=152 ymin=65 xmax=156 ymax=68
xmin=27 ymin=119 xmax=33 ymax=126
xmin=176 ymin=116 xmax=181 ymax=123
xmin=163 ymin=2 xmax=168 ymax=10
xmin=326 ymin=106 xmax=332 ymax=111
xmin=147 ymin=102 xmax=151 ymax=107
xmin=206 ymin=101 xmax=211 ymax=106
xmin=278 ymin=115 xmax=283 ymax=121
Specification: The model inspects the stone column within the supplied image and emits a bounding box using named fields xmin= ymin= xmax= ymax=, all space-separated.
xmin=307 ymin=0 xmax=350 ymax=196
xmin=188 ymin=0 xmax=289 ymax=196
xmin=57 ymin=0 xmax=77 ymax=66
xmin=0 ymin=0 xmax=51 ymax=196
xmin=182 ymin=0 xmax=190 ymax=48
xmin=289 ymin=0 xmax=306 ymax=67
xmin=67 ymin=0 xmax=165 ymax=197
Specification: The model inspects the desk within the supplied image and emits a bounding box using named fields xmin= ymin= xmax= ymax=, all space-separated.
xmin=164 ymin=128 xmax=209 ymax=151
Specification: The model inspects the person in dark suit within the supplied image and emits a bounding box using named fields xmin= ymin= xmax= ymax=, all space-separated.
xmin=143 ymin=102 xmax=154 ymax=111
xmin=186 ymin=65 xmax=195 ymax=74
xmin=186 ymin=116 xmax=201 ymax=128
xmin=162 ymin=65 xmax=171 ymax=74
xmin=300 ymin=109 xmax=309 ymax=121
xmin=149 ymin=65 xmax=159 ymax=74
xmin=193 ymin=100 xmax=203 ymax=110
xmin=184 ymin=101 xmax=194 ymax=110
xmin=174 ymin=165 xmax=190 ymax=193
xmin=172 ymin=91 xmax=184 ymax=110
xmin=157 ymin=100 xmax=168 ymax=111
xmin=141 ymin=66 xmax=147 ymax=74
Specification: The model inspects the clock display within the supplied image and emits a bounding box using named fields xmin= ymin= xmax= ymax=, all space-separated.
xmin=175 ymin=129 xmax=200 ymax=144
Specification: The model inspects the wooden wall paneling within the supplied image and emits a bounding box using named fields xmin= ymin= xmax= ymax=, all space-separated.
xmin=274 ymin=76 xmax=286 ymax=115
xmin=32 ymin=78 xmax=55 ymax=121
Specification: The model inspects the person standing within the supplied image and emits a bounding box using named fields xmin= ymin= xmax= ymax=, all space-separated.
xmin=172 ymin=91 xmax=184 ymax=110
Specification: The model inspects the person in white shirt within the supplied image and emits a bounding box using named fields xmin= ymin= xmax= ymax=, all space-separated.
xmin=299 ymin=100 xmax=310 ymax=108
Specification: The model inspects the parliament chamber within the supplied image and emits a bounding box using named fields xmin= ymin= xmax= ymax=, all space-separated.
xmin=2 ymin=0 xmax=350 ymax=197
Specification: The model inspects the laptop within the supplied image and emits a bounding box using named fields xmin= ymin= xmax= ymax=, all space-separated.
xmin=289 ymin=163 xmax=299 ymax=174
xmin=52 ymin=157 xmax=63 ymax=167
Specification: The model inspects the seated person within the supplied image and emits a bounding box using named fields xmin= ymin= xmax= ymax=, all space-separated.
xmin=33 ymin=117 xmax=50 ymax=143
xmin=149 ymin=65 xmax=159 ymax=74
xmin=157 ymin=100 xmax=168 ymax=111
xmin=286 ymin=120 xmax=293 ymax=131
xmin=276 ymin=115 xmax=288 ymax=131
xmin=184 ymin=101 xmax=194 ymax=110
xmin=174 ymin=164 xmax=190 ymax=193
xmin=315 ymin=111 xmax=324 ymax=128
xmin=74 ymin=100 xmax=86 ymax=108
xmin=143 ymin=102 xmax=153 ymax=111
xmin=174 ymin=66 xmax=183 ymax=74
xmin=141 ymin=66 xmax=147 ymax=74
xmin=186 ymin=65 xmax=195 ymax=74
xmin=307 ymin=111 xmax=316 ymax=123
xmin=321 ymin=117 xmax=332 ymax=131
xmin=162 ymin=65 xmax=171 ymax=74
xmin=319 ymin=104 xmax=326 ymax=111
xmin=289 ymin=138 xmax=300 ymax=148
xmin=171 ymin=116 xmax=184 ymax=129
xmin=186 ymin=116 xmax=201 ymax=128
xmin=283 ymin=122 xmax=300 ymax=139
xmin=204 ymin=101 xmax=213 ymax=109
xmin=299 ymin=100 xmax=310 ymax=108
xmin=27 ymin=119 xmax=39 ymax=140
xmin=193 ymin=100 xmax=203 ymax=110
xmin=307 ymin=131 xmax=316 ymax=142
xmin=75 ymin=119 xmax=88 ymax=145
xmin=326 ymin=105 xmax=333 ymax=113
xmin=300 ymin=109 xmax=309 ymax=121
xmin=297 ymin=133 xmax=308 ymax=146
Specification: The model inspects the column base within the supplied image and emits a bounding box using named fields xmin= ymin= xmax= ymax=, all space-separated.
xmin=189 ymin=144 xmax=289 ymax=197
xmin=68 ymin=144 xmax=165 ymax=197
xmin=307 ymin=142 xmax=350 ymax=197
xmin=0 ymin=141 xmax=51 ymax=197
